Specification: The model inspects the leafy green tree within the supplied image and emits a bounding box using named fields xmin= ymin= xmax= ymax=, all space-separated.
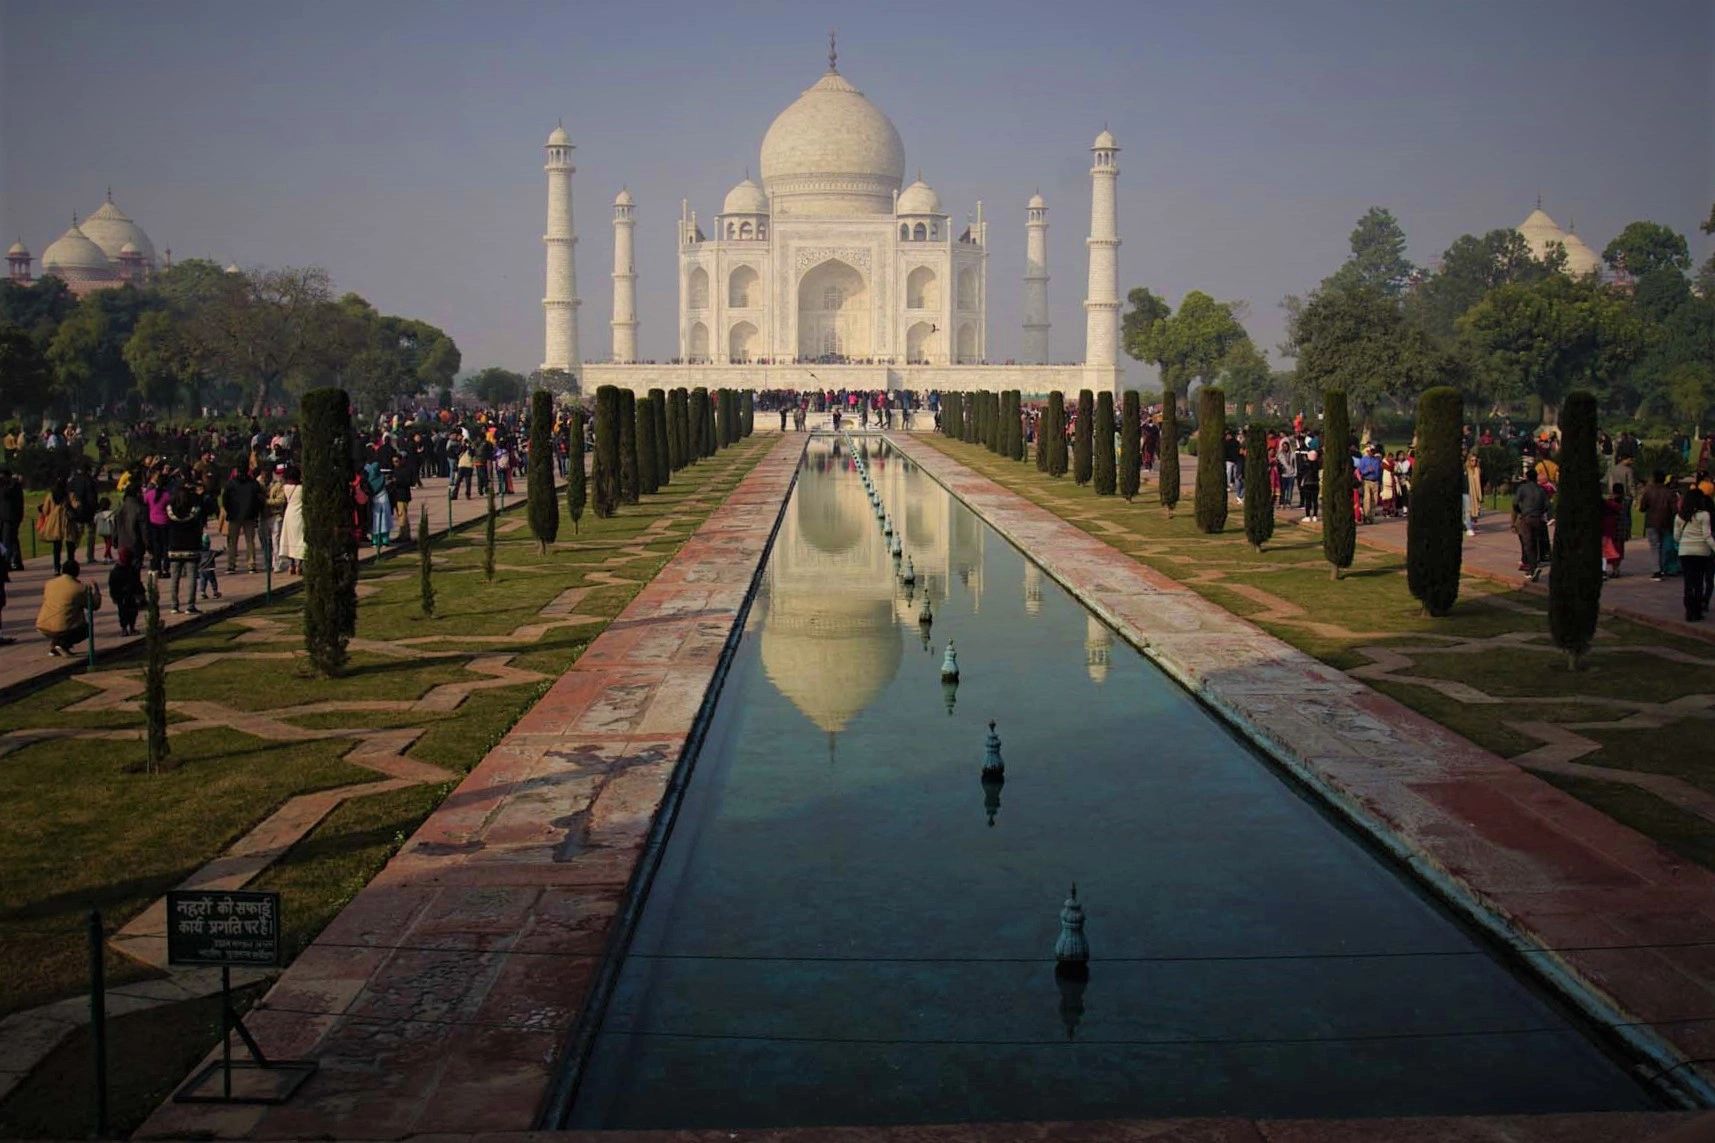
xmin=0 ymin=276 xmax=76 ymax=348
xmin=1046 ymin=391 xmax=1068 ymax=476
xmin=1292 ymin=282 xmax=1440 ymax=432
xmin=1458 ymin=273 xmax=1642 ymax=425
xmin=464 ymin=366 xmax=527 ymax=407
xmin=173 ymin=265 xmax=335 ymax=415
xmin=1325 ymin=206 xmax=1415 ymax=296
xmin=1073 ymin=390 xmax=1094 ymax=484
xmin=1406 ymin=229 xmax=1563 ymax=342
xmin=1242 ymin=423 xmax=1274 ymax=551
xmin=1602 ymin=221 xmax=1691 ymax=278
xmin=418 ymin=505 xmax=435 ymax=616
xmin=527 ymin=389 xmax=559 ymax=553
xmin=0 ymin=322 xmax=52 ymax=418
xmin=619 ymin=388 xmax=640 ymax=503
xmin=1321 ymin=390 xmax=1355 ymax=579
xmin=649 ymin=388 xmax=671 ymax=484
xmin=566 ymin=410 xmax=586 ymax=532
xmin=1217 ymin=339 xmax=1273 ymax=418
xmin=1194 ymin=387 xmax=1227 ymax=533
xmin=592 ymin=385 xmax=620 ymax=517
xmin=123 ymin=310 xmax=201 ymax=413
xmin=1159 ymin=400 xmax=1181 ymax=514
xmin=1549 ymin=391 xmax=1603 ymax=669
xmin=1119 ymin=390 xmax=1141 ymax=500
xmin=1093 ymin=392 xmax=1116 ymax=494
xmin=1407 ymin=387 xmax=1464 ymax=615
xmin=637 ymin=395 xmax=660 ymax=495
xmin=1123 ymin=288 xmax=1249 ymax=415
xmin=301 ymin=388 xmax=358 ymax=676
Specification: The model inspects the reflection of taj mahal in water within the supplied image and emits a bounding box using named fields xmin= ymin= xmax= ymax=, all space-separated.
xmin=757 ymin=441 xmax=1113 ymax=740
xmin=551 ymin=37 xmax=1125 ymax=397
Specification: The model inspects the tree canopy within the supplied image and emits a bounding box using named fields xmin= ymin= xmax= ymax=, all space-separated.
xmin=1602 ymin=221 xmax=1691 ymax=278
xmin=1122 ymin=288 xmax=1253 ymax=408
xmin=1325 ymin=206 xmax=1415 ymax=296
xmin=463 ymin=366 xmax=527 ymax=407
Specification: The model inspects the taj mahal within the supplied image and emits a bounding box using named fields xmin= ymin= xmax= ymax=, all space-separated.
xmin=547 ymin=39 xmax=1125 ymax=397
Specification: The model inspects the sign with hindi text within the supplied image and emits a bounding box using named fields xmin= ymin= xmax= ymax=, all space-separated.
xmin=166 ymin=890 xmax=282 ymax=968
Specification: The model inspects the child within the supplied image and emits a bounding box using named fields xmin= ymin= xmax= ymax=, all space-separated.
xmin=94 ymin=496 xmax=115 ymax=563
xmin=197 ymin=533 xmax=221 ymax=601
xmin=109 ymin=547 xmax=143 ymax=636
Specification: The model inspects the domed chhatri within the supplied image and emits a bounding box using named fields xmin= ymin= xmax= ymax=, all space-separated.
xmin=982 ymin=720 xmax=1004 ymax=777
xmin=722 ymin=177 xmax=768 ymax=216
xmin=940 ymin=639 xmax=960 ymax=683
xmin=1055 ymin=884 xmax=1090 ymax=977
xmin=897 ymin=176 xmax=942 ymax=216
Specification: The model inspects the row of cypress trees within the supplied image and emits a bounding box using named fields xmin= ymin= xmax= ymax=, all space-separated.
xmin=590 ymin=384 xmax=747 ymax=520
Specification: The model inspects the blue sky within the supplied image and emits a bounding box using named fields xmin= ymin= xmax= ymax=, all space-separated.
xmin=3 ymin=0 xmax=1710 ymax=376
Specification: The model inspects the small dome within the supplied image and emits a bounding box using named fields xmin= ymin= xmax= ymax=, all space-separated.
xmin=119 ymin=241 xmax=140 ymax=255
xmin=897 ymin=177 xmax=941 ymax=216
xmin=1093 ymin=128 xmax=1117 ymax=150
xmin=1561 ymin=229 xmax=1602 ymax=276
xmin=1517 ymin=207 xmax=1567 ymax=262
xmin=722 ymin=177 xmax=768 ymax=215
xmin=224 ymin=262 xmax=241 ymax=274
xmin=41 ymin=220 xmax=116 ymax=281
xmin=7 ymin=239 xmax=28 ymax=257
xmin=614 ymin=188 xmax=633 ymax=206
xmin=1027 ymin=192 xmax=1046 ymax=209
xmin=81 ymin=195 xmax=156 ymax=267
xmin=547 ymin=124 xmax=570 ymax=146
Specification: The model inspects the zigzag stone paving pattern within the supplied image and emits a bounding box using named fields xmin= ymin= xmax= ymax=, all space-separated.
xmin=0 ymin=457 xmax=759 ymax=1108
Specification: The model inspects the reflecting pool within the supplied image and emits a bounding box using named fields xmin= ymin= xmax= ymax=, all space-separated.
xmin=568 ymin=437 xmax=1655 ymax=1128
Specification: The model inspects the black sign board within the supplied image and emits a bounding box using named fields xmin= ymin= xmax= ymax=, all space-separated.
xmin=166 ymin=890 xmax=282 ymax=968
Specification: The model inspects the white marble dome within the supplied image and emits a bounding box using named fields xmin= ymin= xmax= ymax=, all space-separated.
xmin=41 ymin=220 xmax=115 ymax=281
xmin=1027 ymin=192 xmax=1046 ymax=209
xmin=760 ymin=67 xmax=904 ymax=216
xmin=1561 ymin=229 xmax=1602 ymax=276
xmin=80 ymin=195 xmax=156 ymax=268
xmin=614 ymin=187 xmax=633 ymax=207
xmin=1093 ymin=128 xmax=1117 ymax=150
xmin=1517 ymin=207 xmax=1567 ymax=262
xmin=547 ymin=124 xmax=569 ymax=146
xmin=897 ymin=177 xmax=941 ymax=216
xmin=7 ymin=239 xmax=28 ymax=257
xmin=722 ymin=177 xmax=768 ymax=215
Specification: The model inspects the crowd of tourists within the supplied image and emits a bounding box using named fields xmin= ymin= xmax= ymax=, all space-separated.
xmin=2 ymin=401 xmax=585 ymax=657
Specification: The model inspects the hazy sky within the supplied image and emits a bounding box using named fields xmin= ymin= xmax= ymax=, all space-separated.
xmin=3 ymin=0 xmax=1711 ymax=377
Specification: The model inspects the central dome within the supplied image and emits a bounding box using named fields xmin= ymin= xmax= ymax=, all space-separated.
xmin=760 ymin=67 xmax=904 ymax=217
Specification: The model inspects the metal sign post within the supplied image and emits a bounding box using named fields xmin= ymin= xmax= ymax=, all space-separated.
xmin=166 ymin=890 xmax=316 ymax=1104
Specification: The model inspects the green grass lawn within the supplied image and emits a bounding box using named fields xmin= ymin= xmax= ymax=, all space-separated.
xmin=0 ymin=434 xmax=772 ymax=1136
xmin=920 ymin=435 xmax=1715 ymax=875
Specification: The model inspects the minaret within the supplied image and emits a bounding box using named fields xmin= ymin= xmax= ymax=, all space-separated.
xmin=611 ymin=188 xmax=637 ymax=364
xmin=1083 ymin=128 xmax=1121 ymax=375
xmin=1024 ymin=192 xmax=1049 ymax=364
xmin=542 ymin=122 xmax=580 ymax=375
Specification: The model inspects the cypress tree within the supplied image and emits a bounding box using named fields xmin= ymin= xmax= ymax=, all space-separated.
xmin=1243 ymin=423 xmax=1274 ymax=551
xmin=1322 ymin=389 xmax=1356 ymax=579
xmin=483 ymin=487 xmax=497 ymax=582
xmin=637 ymin=396 xmax=660 ymax=495
xmin=567 ymin=410 xmax=586 ymax=532
xmin=714 ymin=388 xmax=729 ymax=447
xmin=418 ymin=506 xmax=435 ymax=616
xmin=143 ymin=574 xmax=169 ymax=773
xmin=301 ymin=387 xmax=357 ymax=677
xmin=689 ymin=387 xmax=708 ymax=458
xmin=964 ymin=393 xmax=978 ymax=444
xmin=706 ymin=389 xmax=718 ymax=456
xmin=1047 ymin=392 xmax=1069 ymax=476
xmin=619 ymin=388 xmax=640 ymax=503
xmin=1195 ymin=387 xmax=1228 ymax=533
xmin=649 ymin=388 xmax=671 ymax=484
xmin=1159 ymin=400 xmax=1181 ymax=515
xmin=1074 ymin=389 xmax=1094 ymax=485
xmin=983 ymin=392 xmax=996 ymax=453
xmin=742 ymin=390 xmax=755 ymax=437
xmin=666 ymin=388 xmax=685 ymax=471
xmin=1407 ymin=386 xmax=1464 ymax=616
xmin=1550 ymin=390 xmax=1604 ymax=669
xmin=992 ymin=392 xmax=1004 ymax=454
xmin=725 ymin=389 xmax=738 ymax=446
xmin=1120 ymin=390 xmax=1141 ymax=500
xmin=1094 ymin=392 xmax=1117 ymax=495
xmin=527 ymin=389 xmax=559 ymax=553
xmin=1036 ymin=399 xmax=1050 ymax=471
xmin=1008 ymin=391 xmax=1025 ymax=460
xmin=593 ymin=385 xmax=620 ymax=517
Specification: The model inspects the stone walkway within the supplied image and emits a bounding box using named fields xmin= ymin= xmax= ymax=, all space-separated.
xmin=0 ymin=473 xmax=549 ymax=696
xmin=892 ymin=433 xmax=1715 ymax=1109
xmin=137 ymin=432 xmax=805 ymax=1139
xmin=0 ymin=466 xmax=733 ymax=1108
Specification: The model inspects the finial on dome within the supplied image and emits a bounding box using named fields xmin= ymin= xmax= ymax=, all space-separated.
xmin=1536 ymin=192 xmax=1543 ymax=210
xmin=828 ymin=29 xmax=837 ymax=72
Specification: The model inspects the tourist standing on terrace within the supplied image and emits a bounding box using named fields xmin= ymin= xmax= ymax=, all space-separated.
xmin=1640 ymin=471 xmax=1679 ymax=580
xmin=1675 ymin=489 xmax=1714 ymax=622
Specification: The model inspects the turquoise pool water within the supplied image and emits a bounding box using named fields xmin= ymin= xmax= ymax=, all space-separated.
xmin=566 ymin=436 xmax=1655 ymax=1128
